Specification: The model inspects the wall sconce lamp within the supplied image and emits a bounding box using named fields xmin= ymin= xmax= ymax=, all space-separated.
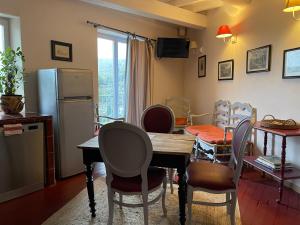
xmin=216 ymin=25 xmax=237 ymax=44
xmin=190 ymin=41 xmax=199 ymax=55
xmin=283 ymin=0 xmax=300 ymax=20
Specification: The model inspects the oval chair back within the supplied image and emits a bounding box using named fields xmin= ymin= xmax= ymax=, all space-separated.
xmin=99 ymin=121 xmax=153 ymax=179
xmin=231 ymin=117 xmax=254 ymax=184
xmin=141 ymin=104 xmax=175 ymax=133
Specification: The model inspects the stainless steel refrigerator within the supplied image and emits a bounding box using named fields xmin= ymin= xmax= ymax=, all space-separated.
xmin=38 ymin=68 xmax=94 ymax=178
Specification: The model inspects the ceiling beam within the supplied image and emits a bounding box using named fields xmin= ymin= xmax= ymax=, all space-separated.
xmin=167 ymin=0 xmax=203 ymax=7
xmin=223 ymin=0 xmax=252 ymax=6
xmin=183 ymin=0 xmax=224 ymax=12
xmin=81 ymin=0 xmax=207 ymax=29
xmin=159 ymin=0 xmax=172 ymax=2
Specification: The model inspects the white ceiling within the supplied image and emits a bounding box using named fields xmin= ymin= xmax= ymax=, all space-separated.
xmin=81 ymin=0 xmax=251 ymax=29
xmin=158 ymin=0 xmax=251 ymax=13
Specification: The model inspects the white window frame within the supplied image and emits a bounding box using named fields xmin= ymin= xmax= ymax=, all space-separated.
xmin=97 ymin=31 xmax=127 ymax=118
xmin=0 ymin=17 xmax=10 ymax=49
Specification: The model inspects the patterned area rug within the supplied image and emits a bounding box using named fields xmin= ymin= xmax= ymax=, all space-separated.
xmin=43 ymin=178 xmax=241 ymax=225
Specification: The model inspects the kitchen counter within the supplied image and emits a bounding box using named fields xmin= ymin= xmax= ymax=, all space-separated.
xmin=0 ymin=112 xmax=55 ymax=186
xmin=0 ymin=112 xmax=52 ymax=125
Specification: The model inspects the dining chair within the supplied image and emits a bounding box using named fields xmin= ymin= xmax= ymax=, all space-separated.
xmin=141 ymin=104 xmax=176 ymax=194
xmin=165 ymin=97 xmax=191 ymax=131
xmin=186 ymin=117 xmax=253 ymax=225
xmin=99 ymin=121 xmax=167 ymax=225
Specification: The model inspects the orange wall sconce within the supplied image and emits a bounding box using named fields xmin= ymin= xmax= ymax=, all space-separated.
xmin=283 ymin=0 xmax=300 ymax=20
xmin=216 ymin=25 xmax=237 ymax=44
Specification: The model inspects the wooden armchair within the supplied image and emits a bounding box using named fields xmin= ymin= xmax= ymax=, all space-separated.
xmin=165 ymin=97 xmax=190 ymax=130
xmin=185 ymin=100 xmax=255 ymax=163
xmin=166 ymin=97 xmax=208 ymax=132
xmin=229 ymin=102 xmax=257 ymax=156
xmin=185 ymin=100 xmax=231 ymax=163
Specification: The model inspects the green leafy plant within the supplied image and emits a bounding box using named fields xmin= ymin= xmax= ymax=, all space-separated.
xmin=0 ymin=47 xmax=25 ymax=95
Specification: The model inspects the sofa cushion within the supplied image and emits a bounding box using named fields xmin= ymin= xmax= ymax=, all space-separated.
xmin=185 ymin=124 xmax=232 ymax=144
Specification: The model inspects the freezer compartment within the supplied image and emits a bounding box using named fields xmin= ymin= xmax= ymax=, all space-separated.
xmin=57 ymin=68 xmax=93 ymax=99
xmin=0 ymin=123 xmax=44 ymax=203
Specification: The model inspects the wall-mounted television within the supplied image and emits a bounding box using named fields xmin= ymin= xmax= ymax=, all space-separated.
xmin=156 ymin=38 xmax=190 ymax=58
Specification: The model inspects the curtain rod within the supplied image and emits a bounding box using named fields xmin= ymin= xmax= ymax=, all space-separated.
xmin=86 ymin=20 xmax=156 ymax=42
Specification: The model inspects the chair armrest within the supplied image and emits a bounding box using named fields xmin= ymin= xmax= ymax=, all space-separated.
xmin=224 ymin=125 xmax=236 ymax=133
xmin=189 ymin=113 xmax=210 ymax=125
xmin=223 ymin=125 xmax=236 ymax=143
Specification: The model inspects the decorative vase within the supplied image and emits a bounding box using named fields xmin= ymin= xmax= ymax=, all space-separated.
xmin=0 ymin=95 xmax=24 ymax=114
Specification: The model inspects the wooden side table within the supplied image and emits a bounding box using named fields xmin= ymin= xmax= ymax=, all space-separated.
xmin=244 ymin=122 xmax=300 ymax=203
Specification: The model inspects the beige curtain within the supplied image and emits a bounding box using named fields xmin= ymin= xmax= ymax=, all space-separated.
xmin=126 ymin=38 xmax=154 ymax=126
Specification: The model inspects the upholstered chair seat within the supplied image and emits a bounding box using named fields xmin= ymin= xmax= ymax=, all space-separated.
xmin=112 ymin=167 xmax=166 ymax=192
xmin=187 ymin=161 xmax=235 ymax=191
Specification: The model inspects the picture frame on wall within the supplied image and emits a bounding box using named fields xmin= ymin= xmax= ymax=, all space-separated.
xmin=218 ymin=59 xmax=234 ymax=81
xmin=198 ymin=55 xmax=206 ymax=78
xmin=246 ymin=45 xmax=271 ymax=73
xmin=283 ymin=47 xmax=300 ymax=79
xmin=51 ymin=40 xmax=73 ymax=62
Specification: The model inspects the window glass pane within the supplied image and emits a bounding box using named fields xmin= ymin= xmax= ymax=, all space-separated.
xmin=117 ymin=42 xmax=126 ymax=118
xmin=97 ymin=35 xmax=127 ymax=125
xmin=0 ymin=25 xmax=4 ymax=53
xmin=98 ymin=38 xmax=115 ymax=124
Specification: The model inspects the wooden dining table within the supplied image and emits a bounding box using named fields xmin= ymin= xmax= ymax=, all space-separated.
xmin=77 ymin=132 xmax=195 ymax=225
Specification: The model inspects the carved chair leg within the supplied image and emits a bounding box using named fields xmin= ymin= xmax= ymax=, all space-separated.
xmin=142 ymin=193 xmax=149 ymax=225
xmin=162 ymin=176 xmax=167 ymax=216
xmin=226 ymin=192 xmax=231 ymax=214
xmin=187 ymin=186 xmax=193 ymax=225
xmin=168 ymin=168 xmax=174 ymax=194
xmin=119 ymin=194 xmax=123 ymax=209
xmin=230 ymin=192 xmax=237 ymax=225
xmin=107 ymin=187 xmax=114 ymax=225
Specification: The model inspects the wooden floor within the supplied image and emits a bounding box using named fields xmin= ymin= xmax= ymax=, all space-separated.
xmin=0 ymin=164 xmax=300 ymax=225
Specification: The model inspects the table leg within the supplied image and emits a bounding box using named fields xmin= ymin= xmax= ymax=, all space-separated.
xmin=177 ymin=166 xmax=187 ymax=225
xmin=85 ymin=163 xmax=96 ymax=217
xmin=263 ymin=131 xmax=268 ymax=156
xmin=277 ymin=136 xmax=286 ymax=204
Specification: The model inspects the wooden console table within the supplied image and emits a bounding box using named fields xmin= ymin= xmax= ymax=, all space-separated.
xmin=244 ymin=122 xmax=300 ymax=203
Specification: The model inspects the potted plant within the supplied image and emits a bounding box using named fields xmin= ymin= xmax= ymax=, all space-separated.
xmin=0 ymin=47 xmax=25 ymax=114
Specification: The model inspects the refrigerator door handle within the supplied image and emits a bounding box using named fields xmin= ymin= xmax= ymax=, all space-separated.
xmin=60 ymin=97 xmax=93 ymax=103
xmin=61 ymin=99 xmax=93 ymax=103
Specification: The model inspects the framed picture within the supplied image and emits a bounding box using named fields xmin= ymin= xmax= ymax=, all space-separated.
xmin=218 ymin=59 xmax=234 ymax=80
xmin=198 ymin=55 xmax=206 ymax=77
xmin=51 ymin=40 xmax=72 ymax=62
xmin=246 ymin=45 xmax=271 ymax=73
xmin=283 ymin=47 xmax=300 ymax=79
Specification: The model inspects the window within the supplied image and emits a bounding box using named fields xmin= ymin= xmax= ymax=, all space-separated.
xmin=97 ymin=34 xmax=127 ymax=124
xmin=0 ymin=17 xmax=9 ymax=54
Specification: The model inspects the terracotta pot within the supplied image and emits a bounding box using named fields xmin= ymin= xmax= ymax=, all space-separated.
xmin=0 ymin=95 xmax=24 ymax=114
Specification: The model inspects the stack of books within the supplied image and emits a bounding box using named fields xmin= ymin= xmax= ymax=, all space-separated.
xmin=255 ymin=156 xmax=293 ymax=172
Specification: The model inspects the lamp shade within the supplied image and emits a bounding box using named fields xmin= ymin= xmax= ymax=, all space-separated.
xmin=216 ymin=25 xmax=232 ymax=39
xmin=190 ymin=41 xmax=198 ymax=49
xmin=283 ymin=0 xmax=300 ymax=12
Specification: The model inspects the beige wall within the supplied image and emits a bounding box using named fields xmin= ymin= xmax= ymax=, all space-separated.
xmin=184 ymin=0 xmax=300 ymax=190
xmin=0 ymin=0 xmax=184 ymax=111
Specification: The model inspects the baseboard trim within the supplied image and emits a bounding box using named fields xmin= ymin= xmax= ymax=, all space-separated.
xmin=285 ymin=180 xmax=300 ymax=194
